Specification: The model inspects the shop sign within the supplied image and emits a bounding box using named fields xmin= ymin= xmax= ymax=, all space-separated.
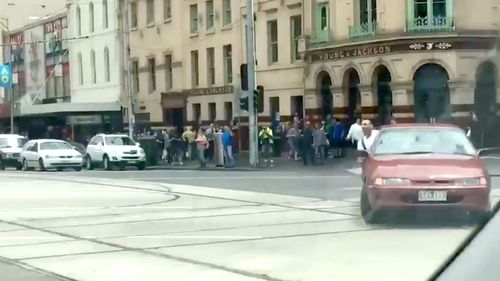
xmin=67 ymin=115 xmax=101 ymax=125
xmin=186 ymin=85 xmax=233 ymax=96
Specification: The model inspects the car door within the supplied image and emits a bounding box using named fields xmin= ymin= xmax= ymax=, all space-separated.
xmin=25 ymin=142 xmax=39 ymax=166
xmin=86 ymin=136 xmax=100 ymax=161
xmin=89 ymin=136 xmax=105 ymax=162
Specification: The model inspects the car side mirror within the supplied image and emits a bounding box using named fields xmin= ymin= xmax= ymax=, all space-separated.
xmin=477 ymin=147 xmax=500 ymax=159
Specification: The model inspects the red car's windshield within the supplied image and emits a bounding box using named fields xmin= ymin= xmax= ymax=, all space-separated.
xmin=374 ymin=128 xmax=477 ymax=156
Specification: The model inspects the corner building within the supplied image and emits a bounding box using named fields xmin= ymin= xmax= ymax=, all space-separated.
xmin=301 ymin=0 xmax=500 ymax=144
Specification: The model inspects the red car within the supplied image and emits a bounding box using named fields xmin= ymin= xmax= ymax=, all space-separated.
xmin=360 ymin=123 xmax=490 ymax=223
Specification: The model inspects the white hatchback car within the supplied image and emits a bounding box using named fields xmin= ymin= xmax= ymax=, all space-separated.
xmin=21 ymin=139 xmax=84 ymax=171
xmin=85 ymin=134 xmax=146 ymax=170
xmin=0 ymin=134 xmax=28 ymax=170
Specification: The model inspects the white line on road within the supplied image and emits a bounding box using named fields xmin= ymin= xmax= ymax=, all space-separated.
xmin=0 ymin=235 xmax=263 ymax=240
xmin=129 ymin=175 xmax=357 ymax=180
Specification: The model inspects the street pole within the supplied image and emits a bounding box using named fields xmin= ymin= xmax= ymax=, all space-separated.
xmin=121 ymin=0 xmax=134 ymax=138
xmin=2 ymin=18 xmax=14 ymax=134
xmin=246 ymin=0 xmax=258 ymax=167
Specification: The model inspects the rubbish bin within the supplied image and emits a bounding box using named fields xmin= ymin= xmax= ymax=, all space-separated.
xmin=137 ymin=137 xmax=158 ymax=166
xmin=213 ymin=132 xmax=224 ymax=167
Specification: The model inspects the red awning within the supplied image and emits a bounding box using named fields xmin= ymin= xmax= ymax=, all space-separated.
xmin=0 ymin=104 xmax=11 ymax=119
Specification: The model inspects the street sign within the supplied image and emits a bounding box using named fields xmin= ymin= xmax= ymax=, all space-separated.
xmin=0 ymin=65 xmax=12 ymax=88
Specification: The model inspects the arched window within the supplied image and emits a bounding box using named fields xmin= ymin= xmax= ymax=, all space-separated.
xmin=104 ymin=47 xmax=110 ymax=82
xmin=103 ymin=0 xmax=108 ymax=28
xmin=77 ymin=53 xmax=83 ymax=85
xmin=89 ymin=2 xmax=95 ymax=33
xmin=76 ymin=6 xmax=81 ymax=36
xmin=90 ymin=50 xmax=96 ymax=83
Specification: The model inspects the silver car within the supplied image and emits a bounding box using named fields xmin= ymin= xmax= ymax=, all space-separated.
xmin=0 ymin=134 xmax=28 ymax=170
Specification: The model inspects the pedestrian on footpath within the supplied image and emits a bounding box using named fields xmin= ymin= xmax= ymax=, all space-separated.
xmin=170 ymin=132 xmax=184 ymax=166
xmin=222 ymin=126 xmax=235 ymax=168
xmin=346 ymin=118 xmax=363 ymax=149
xmin=300 ymin=121 xmax=315 ymax=166
xmin=196 ymin=128 xmax=209 ymax=168
xmin=357 ymin=119 xmax=379 ymax=163
xmin=259 ymin=126 xmax=274 ymax=167
xmin=286 ymin=122 xmax=299 ymax=161
xmin=205 ymin=123 xmax=215 ymax=161
xmin=182 ymin=127 xmax=196 ymax=160
xmin=313 ymin=122 xmax=328 ymax=165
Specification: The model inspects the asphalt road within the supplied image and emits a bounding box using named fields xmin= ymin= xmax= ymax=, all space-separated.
xmin=2 ymin=167 xmax=500 ymax=280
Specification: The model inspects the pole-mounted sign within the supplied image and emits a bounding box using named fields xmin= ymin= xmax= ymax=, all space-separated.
xmin=0 ymin=65 xmax=12 ymax=88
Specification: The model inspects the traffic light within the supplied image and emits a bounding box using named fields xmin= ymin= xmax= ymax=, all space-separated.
xmin=240 ymin=64 xmax=248 ymax=91
xmin=239 ymin=96 xmax=249 ymax=111
xmin=255 ymin=85 xmax=264 ymax=113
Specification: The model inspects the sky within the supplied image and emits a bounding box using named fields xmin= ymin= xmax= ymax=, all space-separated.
xmin=0 ymin=0 xmax=67 ymax=31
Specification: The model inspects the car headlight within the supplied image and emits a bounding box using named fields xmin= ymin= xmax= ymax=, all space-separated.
xmin=374 ymin=178 xmax=411 ymax=186
xmin=45 ymin=155 xmax=57 ymax=159
xmin=454 ymin=177 xmax=487 ymax=186
xmin=140 ymin=148 xmax=145 ymax=155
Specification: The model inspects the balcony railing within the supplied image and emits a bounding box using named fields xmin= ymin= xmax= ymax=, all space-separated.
xmin=310 ymin=29 xmax=331 ymax=44
xmin=349 ymin=21 xmax=378 ymax=38
xmin=407 ymin=16 xmax=455 ymax=32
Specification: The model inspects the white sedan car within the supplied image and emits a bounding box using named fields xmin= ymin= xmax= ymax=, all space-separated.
xmin=21 ymin=139 xmax=84 ymax=171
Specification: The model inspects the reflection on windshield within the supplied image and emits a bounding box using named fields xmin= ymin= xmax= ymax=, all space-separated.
xmin=374 ymin=129 xmax=477 ymax=156
xmin=105 ymin=136 xmax=135 ymax=146
xmin=40 ymin=142 xmax=73 ymax=150
xmin=0 ymin=138 xmax=28 ymax=148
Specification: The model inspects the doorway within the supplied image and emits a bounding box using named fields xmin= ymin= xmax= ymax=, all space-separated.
xmin=373 ymin=65 xmax=393 ymax=125
xmin=413 ymin=63 xmax=450 ymax=123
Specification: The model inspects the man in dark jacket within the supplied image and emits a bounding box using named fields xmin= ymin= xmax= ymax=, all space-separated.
xmin=300 ymin=121 xmax=315 ymax=166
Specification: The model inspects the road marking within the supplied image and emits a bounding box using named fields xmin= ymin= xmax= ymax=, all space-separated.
xmin=130 ymin=175 xmax=357 ymax=180
xmin=346 ymin=167 xmax=362 ymax=175
xmin=0 ymin=235 xmax=263 ymax=240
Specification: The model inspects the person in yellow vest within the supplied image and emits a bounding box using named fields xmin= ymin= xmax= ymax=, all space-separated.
xmin=259 ymin=126 xmax=274 ymax=167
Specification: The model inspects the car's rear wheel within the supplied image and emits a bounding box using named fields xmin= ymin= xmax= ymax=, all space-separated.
xmin=360 ymin=188 xmax=381 ymax=224
xmin=15 ymin=162 xmax=22 ymax=170
xmin=22 ymin=159 xmax=29 ymax=171
xmin=137 ymin=162 xmax=146 ymax=171
xmin=38 ymin=158 xmax=46 ymax=171
xmin=85 ymin=155 xmax=94 ymax=170
xmin=0 ymin=160 xmax=5 ymax=170
xmin=103 ymin=155 xmax=112 ymax=171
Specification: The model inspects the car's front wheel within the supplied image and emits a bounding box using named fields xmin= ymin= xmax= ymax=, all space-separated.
xmin=15 ymin=162 xmax=22 ymax=170
xmin=103 ymin=155 xmax=112 ymax=171
xmin=360 ymin=188 xmax=381 ymax=224
xmin=85 ymin=155 xmax=94 ymax=170
xmin=74 ymin=166 xmax=82 ymax=172
xmin=38 ymin=158 xmax=46 ymax=171
xmin=22 ymin=159 xmax=29 ymax=171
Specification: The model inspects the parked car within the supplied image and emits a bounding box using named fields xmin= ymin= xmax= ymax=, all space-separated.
xmin=20 ymin=139 xmax=83 ymax=171
xmin=85 ymin=133 xmax=146 ymax=170
xmin=0 ymin=134 xmax=28 ymax=170
xmin=360 ymin=123 xmax=490 ymax=223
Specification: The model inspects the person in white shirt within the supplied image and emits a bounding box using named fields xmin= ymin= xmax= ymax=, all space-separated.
xmin=346 ymin=118 xmax=363 ymax=148
xmin=357 ymin=120 xmax=379 ymax=162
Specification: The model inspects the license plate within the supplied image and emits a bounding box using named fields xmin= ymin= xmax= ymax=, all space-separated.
xmin=418 ymin=190 xmax=447 ymax=202
xmin=127 ymin=160 xmax=137 ymax=164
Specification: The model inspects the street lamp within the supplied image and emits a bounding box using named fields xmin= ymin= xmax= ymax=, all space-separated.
xmin=0 ymin=17 xmax=14 ymax=134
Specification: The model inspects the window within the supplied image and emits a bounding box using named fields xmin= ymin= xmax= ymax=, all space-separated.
xmin=320 ymin=5 xmax=328 ymax=30
xmin=163 ymin=0 xmax=171 ymax=20
xmin=267 ymin=20 xmax=278 ymax=64
xmin=147 ymin=0 xmax=155 ymax=25
xmin=103 ymin=0 xmax=108 ymax=28
xmin=130 ymin=2 xmax=138 ymax=28
xmin=222 ymin=0 xmax=232 ymax=26
xmin=206 ymin=0 xmax=214 ymax=30
xmin=76 ymin=6 xmax=81 ymax=35
xmin=90 ymin=50 xmax=96 ymax=83
xmin=207 ymin=48 xmax=215 ymax=86
xmin=415 ymin=0 xmax=447 ymax=18
xmin=409 ymin=0 xmax=451 ymax=30
xmin=359 ymin=0 xmax=377 ymax=25
xmin=190 ymin=4 xmax=198 ymax=33
xmin=208 ymin=102 xmax=216 ymax=121
xmin=104 ymin=47 xmax=110 ymax=82
xmin=223 ymin=45 xmax=232 ymax=84
xmin=192 ymin=103 xmax=201 ymax=121
xmin=77 ymin=53 xmax=83 ymax=85
xmin=148 ymin=58 xmax=156 ymax=92
xmin=132 ymin=60 xmax=139 ymax=92
xmin=89 ymin=2 xmax=95 ymax=33
xmin=224 ymin=102 xmax=233 ymax=122
xmin=270 ymin=97 xmax=280 ymax=118
xmin=290 ymin=15 xmax=302 ymax=61
xmin=165 ymin=55 xmax=172 ymax=90
xmin=191 ymin=51 xmax=199 ymax=87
